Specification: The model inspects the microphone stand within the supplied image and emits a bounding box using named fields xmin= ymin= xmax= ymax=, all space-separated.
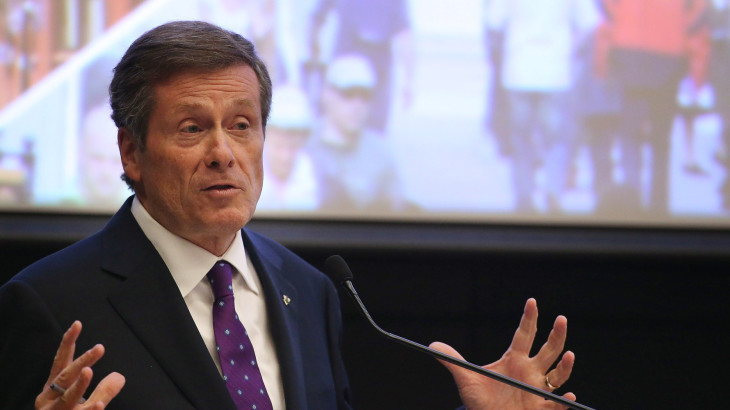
xmin=341 ymin=279 xmax=596 ymax=410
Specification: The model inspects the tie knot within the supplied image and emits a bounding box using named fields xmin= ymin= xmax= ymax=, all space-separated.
xmin=207 ymin=260 xmax=234 ymax=299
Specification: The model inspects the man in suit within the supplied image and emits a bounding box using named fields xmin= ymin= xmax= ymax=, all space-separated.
xmin=0 ymin=21 xmax=577 ymax=410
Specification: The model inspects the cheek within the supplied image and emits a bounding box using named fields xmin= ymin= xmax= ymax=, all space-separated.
xmin=144 ymin=151 xmax=190 ymax=194
xmin=246 ymin=146 xmax=265 ymax=194
xmin=250 ymin=155 xmax=264 ymax=189
xmin=244 ymin=141 xmax=265 ymax=171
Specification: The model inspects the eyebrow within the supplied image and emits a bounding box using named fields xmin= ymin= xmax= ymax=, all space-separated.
xmin=172 ymin=102 xmax=205 ymax=113
xmin=231 ymin=98 xmax=256 ymax=109
xmin=172 ymin=98 xmax=257 ymax=113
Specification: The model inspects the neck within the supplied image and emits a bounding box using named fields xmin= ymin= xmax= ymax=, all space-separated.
xmin=191 ymin=234 xmax=236 ymax=257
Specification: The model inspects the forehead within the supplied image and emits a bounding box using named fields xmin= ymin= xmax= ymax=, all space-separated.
xmin=153 ymin=64 xmax=261 ymax=113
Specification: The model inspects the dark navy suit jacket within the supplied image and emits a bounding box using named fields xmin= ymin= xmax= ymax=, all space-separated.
xmin=0 ymin=197 xmax=352 ymax=409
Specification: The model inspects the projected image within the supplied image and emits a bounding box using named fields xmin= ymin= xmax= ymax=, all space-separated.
xmin=0 ymin=0 xmax=729 ymax=226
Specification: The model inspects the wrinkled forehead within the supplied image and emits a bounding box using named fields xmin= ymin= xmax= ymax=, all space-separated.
xmin=150 ymin=65 xmax=262 ymax=114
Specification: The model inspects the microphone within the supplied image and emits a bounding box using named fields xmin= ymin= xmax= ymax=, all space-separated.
xmin=324 ymin=255 xmax=595 ymax=410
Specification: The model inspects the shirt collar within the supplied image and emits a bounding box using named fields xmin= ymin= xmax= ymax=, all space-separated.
xmin=130 ymin=196 xmax=260 ymax=297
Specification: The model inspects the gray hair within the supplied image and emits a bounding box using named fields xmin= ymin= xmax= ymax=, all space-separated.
xmin=109 ymin=20 xmax=272 ymax=189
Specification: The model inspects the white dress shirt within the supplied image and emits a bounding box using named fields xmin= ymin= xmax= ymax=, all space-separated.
xmin=130 ymin=197 xmax=286 ymax=409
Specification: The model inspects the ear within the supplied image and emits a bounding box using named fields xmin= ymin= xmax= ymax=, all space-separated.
xmin=118 ymin=128 xmax=142 ymax=184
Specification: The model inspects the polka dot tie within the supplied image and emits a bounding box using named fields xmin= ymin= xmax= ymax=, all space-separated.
xmin=207 ymin=261 xmax=273 ymax=410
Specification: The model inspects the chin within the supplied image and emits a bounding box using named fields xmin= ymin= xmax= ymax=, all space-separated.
xmin=207 ymin=208 xmax=252 ymax=232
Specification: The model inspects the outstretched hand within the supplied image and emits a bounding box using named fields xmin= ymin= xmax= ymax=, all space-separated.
xmin=430 ymin=298 xmax=576 ymax=410
xmin=35 ymin=321 xmax=125 ymax=410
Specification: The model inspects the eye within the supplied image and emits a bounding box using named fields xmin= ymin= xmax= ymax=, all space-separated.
xmin=182 ymin=124 xmax=202 ymax=133
xmin=234 ymin=121 xmax=249 ymax=131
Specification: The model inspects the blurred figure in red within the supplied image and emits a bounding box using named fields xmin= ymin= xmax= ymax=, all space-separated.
xmin=599 ymin=0 xmax=709 ymax=214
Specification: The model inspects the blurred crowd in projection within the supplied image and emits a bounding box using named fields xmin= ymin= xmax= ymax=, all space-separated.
xmin=1 ymin=0 xmax=730 ymax=222
xmin=483 ymin=0 xmax=730 ymax=217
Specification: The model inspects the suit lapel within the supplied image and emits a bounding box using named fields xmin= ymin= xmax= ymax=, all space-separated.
xmin=243 ymin=230 xmax=308 ymax=410
xmin=101 ymin=199 xmax=236 ymax=410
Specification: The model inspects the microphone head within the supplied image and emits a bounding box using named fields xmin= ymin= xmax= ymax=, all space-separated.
xmin=324 ymin=255 xmax=354 ymax=286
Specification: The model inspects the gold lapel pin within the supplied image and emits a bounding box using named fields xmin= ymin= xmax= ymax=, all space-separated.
xmin=282 ymin=294 xmax=291 ymax=306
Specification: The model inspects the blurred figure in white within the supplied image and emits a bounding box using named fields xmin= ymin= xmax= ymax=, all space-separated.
xmin=259 ymin=84 xmax=322 ymax=210
xmin=487 ymin=0 xmax=600 ymax=213
xmin=309 ymin=54 xmax=408 ymax=211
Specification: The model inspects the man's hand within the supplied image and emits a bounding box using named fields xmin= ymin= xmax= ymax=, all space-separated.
xmin=430 ymin=298 xmax=576 ymax=410
xmin=35 ymin=321 xmax=125 ymax=409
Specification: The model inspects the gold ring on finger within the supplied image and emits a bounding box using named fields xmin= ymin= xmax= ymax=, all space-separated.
xmin=545 ymin=374 xmax=560 ymax=389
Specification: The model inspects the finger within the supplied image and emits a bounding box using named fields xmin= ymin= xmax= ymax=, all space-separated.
xmin=59 ymin=366 xmax=93 ymax=407
xmin=509 ymin=298 xmax=538 ymax=355
xmin=534 ymin=315 xmax=568 ymax=371
xmin=47 ymin=321 xmax=82 ymax=384
xmin=546 ymin=351 xmax=575 ymax=390
xmin=40 ymin=322 xmax=84 ymax=404
xmin=52 ymin=344 xmax=106 ymax=393
xmin=87 ymin=372 xmax=126 ymax=406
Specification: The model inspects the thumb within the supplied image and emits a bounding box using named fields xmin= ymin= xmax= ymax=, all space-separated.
xmin=429 ymin=341 xmax=472 ymax=385
xmin=86 ymin=372 xmax=126 ymax=405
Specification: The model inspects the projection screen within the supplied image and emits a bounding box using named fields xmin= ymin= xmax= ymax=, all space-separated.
xmin=1 ymin=0 xmax=729 ymax=229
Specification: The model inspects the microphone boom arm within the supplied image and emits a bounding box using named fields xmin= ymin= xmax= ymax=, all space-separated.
xmin=342 ymin=280 xmax=596 ymax=410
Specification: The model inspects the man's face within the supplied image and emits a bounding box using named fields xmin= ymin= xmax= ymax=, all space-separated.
xmin=326 ymin=86 xmax=373 ymax=136
xmin=264 ymin=127 xmax=309 ymax=181
xmin=119 ymin=64 xmax=264 ymax=253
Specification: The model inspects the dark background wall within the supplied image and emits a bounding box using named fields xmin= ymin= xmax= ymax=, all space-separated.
xmin=2 ymin=216 xmax=729 ymax=409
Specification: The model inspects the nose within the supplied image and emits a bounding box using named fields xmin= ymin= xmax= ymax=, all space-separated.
xmin=205 ymin=129 xmax=235 ymax=169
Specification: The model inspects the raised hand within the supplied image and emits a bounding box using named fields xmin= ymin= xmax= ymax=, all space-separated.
xmin=35 ymin=321 xmax=125 ymax=410
xmin=430 ymin=298 xmax=576 ymax=410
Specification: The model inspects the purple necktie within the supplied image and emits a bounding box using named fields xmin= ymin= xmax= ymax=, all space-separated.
xmin=207 ymin=261 xmax=273 ymax=410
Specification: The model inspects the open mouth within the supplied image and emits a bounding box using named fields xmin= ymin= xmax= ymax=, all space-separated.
xmin=204 ymin=185 xmax=236 ymax=191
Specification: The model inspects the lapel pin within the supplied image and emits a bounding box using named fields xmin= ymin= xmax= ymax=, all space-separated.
xmin=282 ymin=294 xmax=291 ymax=306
